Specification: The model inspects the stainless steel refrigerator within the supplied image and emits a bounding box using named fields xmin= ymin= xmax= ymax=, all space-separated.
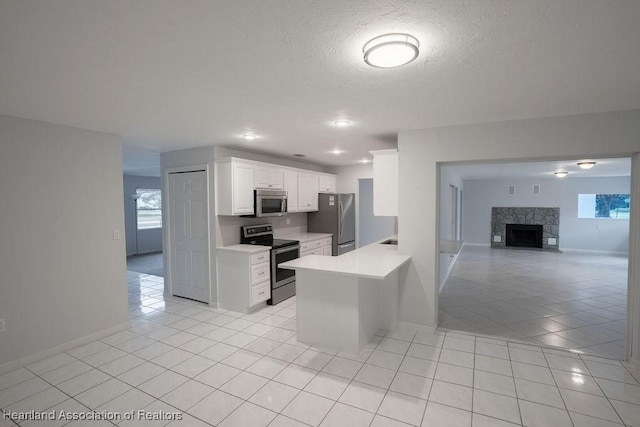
xmin=308 ymin=193 xmax=356 ymax=255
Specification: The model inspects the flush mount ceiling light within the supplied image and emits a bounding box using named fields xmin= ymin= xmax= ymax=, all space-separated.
xmin=577 ymin=161 xmax=597 ymax=169
xmin=554 ymin=171 xmax=569 ymax=178
xmin=360 ymin=159 xmax=370 ymax=164
xmin=363 ymin=33 xmax=420 ymax=68
xmin=333 ymin=120 xmax=352 ymax=127
xmin=331 ymin=149 xmax=343 ymax=155
xmin=241 ymin=134 xmax=258 ymax=140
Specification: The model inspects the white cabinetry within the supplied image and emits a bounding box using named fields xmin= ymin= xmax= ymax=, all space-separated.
xmin=255 ymin=167 xmax=283 ymax=190
xmin=216 ymin=157 xmax=334 ymax=215
xmin=318 ymin=174 xmax=336 ymax=193
xmin=218 ymin=248 xmax=271 ymax=312
xmin=216 ymin=159 xmax=255 ymax=215
xmin=300 ymin=236 xmax=332 ymax=258
xmin=283 ymin=170 xmax=299 ymax=213
xmin=298 ymin=173 xmax=319 ymax=212
xmin=370 ymin=149 xmax=398 ymax=216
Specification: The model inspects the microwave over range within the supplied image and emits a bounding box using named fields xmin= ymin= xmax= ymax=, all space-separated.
xmin=250 ymin=188 xmax=288 ymax=217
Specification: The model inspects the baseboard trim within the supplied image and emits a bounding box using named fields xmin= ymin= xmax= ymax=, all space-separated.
xmin=396 ymin=321 xmax=437 ymax=334
xmin=461 ymin=243 xmax=490 ymax=247
xmin=561 ymin=248 xmax=628 ymax=256
xmin=0 ymin=321 xmax=131 ymax=375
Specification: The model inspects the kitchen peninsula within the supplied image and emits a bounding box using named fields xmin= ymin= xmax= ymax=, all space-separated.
xmin=280 ymin=238 xmax=410 ymax=355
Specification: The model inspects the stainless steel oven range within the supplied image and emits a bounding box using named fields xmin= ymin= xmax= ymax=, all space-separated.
xmin=240 ymin=224 xmax=299 ymax=305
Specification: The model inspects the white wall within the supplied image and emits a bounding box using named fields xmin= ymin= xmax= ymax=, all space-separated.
xmin=463 ymin=177 xmax=630 ymax=253
xmin=397 ymin=109 xmax=640 ymax=331
xmin=0 ymin=116 xmax=128 ymax=366
xmin=439 ymin=167 xmax=464 ymax=288
xmin=123 ymin=175 xmax=162 ymax=255
xmin=358 ymin=179 xmax=396 ymax=246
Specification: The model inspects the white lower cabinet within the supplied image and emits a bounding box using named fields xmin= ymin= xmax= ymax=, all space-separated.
xmin=218 ymin=248 xmax=271 ymax=312
xmin=300 ymin=236 xmax=332 ymax=258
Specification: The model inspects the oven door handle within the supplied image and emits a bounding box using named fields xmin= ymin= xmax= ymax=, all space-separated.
xmin=272 ymin=245 xmax=300 ymax=255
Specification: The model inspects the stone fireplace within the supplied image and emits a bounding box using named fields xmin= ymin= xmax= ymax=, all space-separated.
xmin=491 ymin=207 xmax=559 ymax=250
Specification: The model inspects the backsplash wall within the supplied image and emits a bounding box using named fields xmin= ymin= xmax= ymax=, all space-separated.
xmin=216 ymin=213 xmax=308 ymax=246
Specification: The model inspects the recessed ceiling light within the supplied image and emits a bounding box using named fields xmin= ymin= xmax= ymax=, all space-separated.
xmin=331 ymin=149 xmax=343 ymax=155
xmin=241 ymin=134 xmax=258 ymax=140
xmin=577 ymin=161 xmax=596 ymax=169
xmin=360 ymin=159 xmax=370 ymax=163
xmin=554 ymin=171 xmax=568 ymax=178
xmin=363 ymin=33 xmax=420 ymax=68
xmin=333 ymin=120 xmax=352 ymax=127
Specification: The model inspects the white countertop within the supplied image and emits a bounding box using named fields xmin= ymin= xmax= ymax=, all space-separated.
xmin=217 ymin=244 xmax=270 ymax=254
xmin=277 ymin=232 xmax=333 ymax=242
xmin=280 ymin=237 xmax=410 ymax=279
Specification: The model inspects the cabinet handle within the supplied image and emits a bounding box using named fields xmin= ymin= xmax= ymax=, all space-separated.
xmin=259 ymin=291 xmax=265 ymax=295
xmin=258 ymin=271 xmax=265 ymax=275
xmin=268 ymin=184 xmax=273 ymax=187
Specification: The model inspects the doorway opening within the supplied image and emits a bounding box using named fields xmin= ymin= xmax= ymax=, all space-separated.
xmin=438 ymin=157 xmax=631 ymax=358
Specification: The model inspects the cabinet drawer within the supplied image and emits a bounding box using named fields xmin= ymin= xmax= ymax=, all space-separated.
xmin=322 ymin=237 xmax=332 ymax=246
xmin=300 ymin=241 xmax=310 ymax=252
xmin=251 ymin=282 xmax=270 ymax=306
xmin=309 ymin=249 xmax=323 ymax=256
xmin=300 ymin=249 xmax=312 ymax=258
xmin=251 ymin=262 xmax=270 ymax=285
xmin=251 ymin=251 xmax=269 ymax=265
xmin=310 ymin=239 xmax=323 ymax=249
xmin=323 ymin=245 xmax=332 ymax=256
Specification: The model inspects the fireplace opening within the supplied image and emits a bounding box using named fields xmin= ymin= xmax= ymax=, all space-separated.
xmin=505 ymin=224 xmax=543 ymax=248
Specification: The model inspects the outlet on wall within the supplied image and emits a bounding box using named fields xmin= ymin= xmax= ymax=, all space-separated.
xmin=112 ymin=228 xmax=121 ymax=240
xmin=0 ymin=318 xmax=5 ymax=333
xmin=493 ymin=235 xmax=502 ymax=243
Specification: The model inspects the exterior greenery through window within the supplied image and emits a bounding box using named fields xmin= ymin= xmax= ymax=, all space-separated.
xmin=578 ymin=193 xmax=630 ymax=219
xmin=136 ymin=189 xmax=162 ymax=229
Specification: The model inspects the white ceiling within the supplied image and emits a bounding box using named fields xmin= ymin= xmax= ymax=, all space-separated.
xmin=444 ymin=157 xmax=631 ymax=180
xmin=1 ymin=1 xmax=640 ymax=176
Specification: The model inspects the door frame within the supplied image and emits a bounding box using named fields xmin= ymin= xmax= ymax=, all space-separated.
xmin=435 ymin=154 xmax=639 ymax=361
xmin=163 ymin=165 xmax=211 ymax=302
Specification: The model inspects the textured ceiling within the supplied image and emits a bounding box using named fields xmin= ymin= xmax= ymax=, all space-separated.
xmin=444 ymin=157 xmax=631 ymax=180
xmin=1 ymin=0 xmax=639 ymax=175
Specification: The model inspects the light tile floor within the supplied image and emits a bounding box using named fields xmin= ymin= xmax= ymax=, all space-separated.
xmin=439 ymin=246 xmax=628 ymax=358
xmin=1 ymin=270 xmax=639 ymax=426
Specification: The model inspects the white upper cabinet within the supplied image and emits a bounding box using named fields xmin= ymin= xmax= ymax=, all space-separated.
xmin=370 ymin=149 xmax=398 ymax=216
xmin=298 ymin=172 xmax=319 ymax=211
xmin=216 ymin=159 xmax=255 ymax=215
xmin=216 ymin=158 xmax=330 ymax=215
xmin=254 ymin=167 xmax=284 ymax=189
xmin=283 ymin=170 xmax=299 ymax=213
xmin=318 ymin=174 xmax=336 ymax=193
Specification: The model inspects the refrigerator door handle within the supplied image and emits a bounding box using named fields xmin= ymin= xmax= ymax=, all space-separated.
xmin=338 ymin=199 xmax=343 ymax=242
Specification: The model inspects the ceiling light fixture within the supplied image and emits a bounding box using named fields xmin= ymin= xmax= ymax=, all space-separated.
xmin=331 ymin=149 xmax=343 ymax=155
xmin=241 ymin=134 xmax=258 ymax=140
xmin=334 ymin=120 xmax=352 ymax=127
xmin=554 ymin=171 xmax=568 ymax=178
xmin=363 ymin=33 xmax=420 ymax=68
xmin=360 ymin=159 xmax=370 ymax=163
xmin=577 ymin=161 xmax=596 ymax=169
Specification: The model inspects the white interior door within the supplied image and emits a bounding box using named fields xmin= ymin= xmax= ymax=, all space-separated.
xmin=169 ymin=171 xmax=209 ymax=303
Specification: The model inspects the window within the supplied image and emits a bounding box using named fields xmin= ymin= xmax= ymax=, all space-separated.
xmin=578 ymin=193 xmax=630 ymax=219
xmin=136 ymin=189 xmax=162 ymax=229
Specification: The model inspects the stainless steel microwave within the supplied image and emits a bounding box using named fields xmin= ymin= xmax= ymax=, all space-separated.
xmin=254 ymin=188 xmax=287 ymax=217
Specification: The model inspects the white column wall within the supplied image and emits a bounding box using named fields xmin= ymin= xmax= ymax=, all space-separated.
xmin=398 ymin=110 xmax=640 ymax=360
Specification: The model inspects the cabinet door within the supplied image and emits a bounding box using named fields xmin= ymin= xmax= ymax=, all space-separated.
xmin=318 ymin=175 xmax=336 ymax=193
xmin=255 ymin=167 xmax=284 ymax=189
xmin=323 ymin=245 xmax=332 ymax=256
xmin=371 ymin=150 xmax=398 ymax=216
xmin=233 ymin=163 xmax=255 ymax=214
xmin=298 ymin=173 xmax=319 ymax=211
xmin=283 ymin=170 xmax=299 ymax=212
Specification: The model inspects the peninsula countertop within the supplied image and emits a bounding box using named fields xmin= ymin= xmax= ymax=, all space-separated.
xmin=280 ymin=237 xmax=410 ymax=280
